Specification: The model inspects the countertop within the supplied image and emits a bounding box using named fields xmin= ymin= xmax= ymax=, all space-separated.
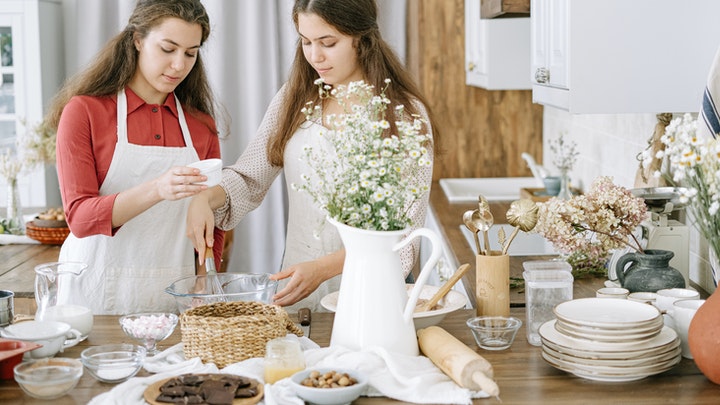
xmin=2 ymin=309 xmax=719 ymax=404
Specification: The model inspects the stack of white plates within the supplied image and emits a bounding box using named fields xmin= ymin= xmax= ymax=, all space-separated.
xmin=539 ymin=298 xmax=681 ymax=382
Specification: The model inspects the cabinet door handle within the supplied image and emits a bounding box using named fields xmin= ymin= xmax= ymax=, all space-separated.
xmin=535 ymin=67 xmax=550 ymax=84
xmin=467 ymin=62 xmax=476 ymax=72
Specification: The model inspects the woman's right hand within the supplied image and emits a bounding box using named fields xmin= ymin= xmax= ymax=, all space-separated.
xmin=156 ymin=166 xmax=208 ymax=201
xmin=186 ymin=190 xmax=217 ymax=263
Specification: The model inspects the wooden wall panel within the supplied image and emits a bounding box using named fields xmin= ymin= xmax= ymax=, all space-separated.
xmin=407 ymin=0 xmax=544 ymax=180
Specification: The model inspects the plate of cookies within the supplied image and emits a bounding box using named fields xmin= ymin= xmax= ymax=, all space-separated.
xmin=143 ymin=373 xmax=263 ymax=405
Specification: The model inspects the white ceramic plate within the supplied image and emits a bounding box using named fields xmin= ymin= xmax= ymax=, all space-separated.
xmin=541 ymin=350 xmax=680 ymax=382
xmin=542 ymin=347 xmax=681 ymax=375
xmin=539 ymin=320 xmax=678 ymax=353
xmin=320 ymin=284 xmax=467 ymax=330
xmin=553 ymin=320 xmax=662 ymax=343
xmin=542 ymin=342 xmax=682 ymax=368
xmin=541 ymin=334 xmax=679 ymax=361
xmin=553 ymin=298 xmax=661 ymax=328
xmin=555 ymin=317 xmax=663 ymax=336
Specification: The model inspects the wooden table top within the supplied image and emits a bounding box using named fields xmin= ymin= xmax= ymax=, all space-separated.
xmin=2 ymin=308 xmax=719 ymax=404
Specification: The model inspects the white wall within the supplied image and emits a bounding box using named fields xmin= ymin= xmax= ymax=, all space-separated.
xmin=542 ymin=107 xmax=716 ymax=293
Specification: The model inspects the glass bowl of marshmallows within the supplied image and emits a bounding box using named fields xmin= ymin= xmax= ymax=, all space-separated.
xmin=119 ymin=313 xmax=178 ymax=356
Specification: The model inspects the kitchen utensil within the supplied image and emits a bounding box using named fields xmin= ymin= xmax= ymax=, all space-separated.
xmin=320 ymin=284 xmax=467 ymax=330
xmin=462 ymin=210 xmax=481 ymax=253
xmin=34 ymin=262 xmax=93 ymax=341
xmin=204 ymin=247 xmax=227 ymax=302
xmin=418 ymin=264 xmax=470 ymax=312
xmin=467 ymin=316 xmax=522 ymax=351
xmin=328 ymin=218 xmax=442 ymax=356
xmin=14 ymin=358 xmax=83 ymax=399
xmin=0 ymin=339 xmax=42 ymax=380
xmin=523 ymin=269 xmax=573 ymax=346
xmin=1 ymin=320 xmax=82 ymax=359
xmin=417 ymin=325 xmax=499 ymax=398
xmin=165 ymin=273 xmax=277 ymax=312
xmin=298 ymin=307 xmax=311 ymax=337
xmin=80 ymin=344 xmax=146 ymax=383
xmin=119 ymin=312 xmax=178 ymax=356
xmin=472 ymin=210 xmax=493 ymax=256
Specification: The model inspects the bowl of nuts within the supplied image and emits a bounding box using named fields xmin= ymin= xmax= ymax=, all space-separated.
xmin=289 ymin=368 xmax=368 ymax=405
xmin=25 ymin=208 xmax=70 ymax=245
xmin=33 ymin=208 xmax=67 ymax=228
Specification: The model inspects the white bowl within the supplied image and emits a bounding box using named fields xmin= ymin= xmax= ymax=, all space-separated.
xmin=320 ymin=284 xmax=467 ymax=330
xmin=80 ymin=344 xmax=146 ymax=383
xmin=290 ymin=368 xmax=368 ymax=405
xmin=1 ymin=321 xmax=82 ymax=359
xmin=188 ymin=158 xmax=222 ymax=187
xmin=14 ymin=357 xmax=83 ymax=399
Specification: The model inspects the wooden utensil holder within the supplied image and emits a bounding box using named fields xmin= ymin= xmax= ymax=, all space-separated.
xmin=475 ymin=251 xmax=510 ymax=317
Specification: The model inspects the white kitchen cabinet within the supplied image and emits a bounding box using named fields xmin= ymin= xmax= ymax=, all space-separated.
xmin=0 ymin=0 xmax=64 ymax=209
xmin=531 ymin=0 xmax=720 ymax=113
xmin=465 ymin=0 xmax=531 ymax=90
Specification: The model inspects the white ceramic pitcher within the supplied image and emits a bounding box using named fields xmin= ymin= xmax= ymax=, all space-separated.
xmin=328 ymin=218 xmax=442 ymax=356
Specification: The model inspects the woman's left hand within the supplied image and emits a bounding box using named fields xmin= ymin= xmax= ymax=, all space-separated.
xmin=269 ymin=262 xmax=325 ymax=306
xmin=269 ymin=251 xmax=344 ymax=306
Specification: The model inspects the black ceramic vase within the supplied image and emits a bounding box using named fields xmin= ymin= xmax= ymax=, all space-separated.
xmin=615 ymin=249 xmax=685 ymax=293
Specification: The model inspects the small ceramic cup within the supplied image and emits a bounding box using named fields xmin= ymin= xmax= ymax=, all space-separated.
xmin=0 ymin=321 xmax=82 ymax=359
xmin=628 ymin=292 xmax=658 ymax=305
xmin=655 ymin=288 xmax=700 ymax=329
xmin=596 ymin=287 xmax=629 ymax=299
xmin=655 ymin=288 xmax=700 ymax=313
xmin=188 ymin=158 xmax=222 ymax=187
xmin=665 ymin=299 xmax=705 ymax=359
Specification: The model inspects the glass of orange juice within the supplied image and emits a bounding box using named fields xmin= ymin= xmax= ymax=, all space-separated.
xmin=264 ymin=337 xmax=305 ymax=384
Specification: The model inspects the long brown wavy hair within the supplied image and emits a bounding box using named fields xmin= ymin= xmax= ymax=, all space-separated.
xmin=268 ymin=0 xmax=441 ymax=167
xmin=45 ymin=0 xmax=217 ymax=131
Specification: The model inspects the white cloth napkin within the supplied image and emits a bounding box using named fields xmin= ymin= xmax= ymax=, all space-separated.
xmin=700 ymin=44 xmax=720 ymax=139
xmin=88 ymin=335 xmax=488 ymax=405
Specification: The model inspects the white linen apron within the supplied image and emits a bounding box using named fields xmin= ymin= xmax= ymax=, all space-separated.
xmin=281 ymin=121 xmax=342 ymax=313
xmin=59 ymin=89 xmax=199 ymax=315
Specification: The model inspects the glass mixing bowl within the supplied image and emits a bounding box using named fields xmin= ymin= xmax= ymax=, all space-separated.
xmin=164 ymin=273 xmax=278 ymax=312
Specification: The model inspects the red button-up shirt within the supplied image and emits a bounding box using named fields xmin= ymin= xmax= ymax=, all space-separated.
xmin=56 ymin=87 xmax=224 ymax=263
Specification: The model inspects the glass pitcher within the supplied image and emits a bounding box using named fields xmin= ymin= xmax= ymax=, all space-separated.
xmin=34 ymin=262 xmax=93 ymax=341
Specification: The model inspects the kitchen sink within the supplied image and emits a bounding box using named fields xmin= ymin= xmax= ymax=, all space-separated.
xmin=460 ymin=224 xmax=558 ymax=256
xmin=439 ymin=177 xmax=542 ymax=203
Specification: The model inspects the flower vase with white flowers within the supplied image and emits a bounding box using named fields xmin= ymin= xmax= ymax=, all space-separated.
xmin=293 ymin=79 xmax=432 ymax=231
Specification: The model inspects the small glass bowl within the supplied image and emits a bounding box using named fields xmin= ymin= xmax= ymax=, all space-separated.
xmin=14 ymin=357 xmax=83 ymax=399
xmin=467 ymin=316 xmax=522 ymax=351
xmin=119 ymin=312 xmax=178 ymax=356
xmin=81 ymin=344 xmax=146 ymax=383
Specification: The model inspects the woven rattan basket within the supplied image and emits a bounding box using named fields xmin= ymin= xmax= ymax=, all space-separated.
xmin=25 ymin=221 xmax=70 ymax=245
xmin=180 ymin=301 xmax=303 ymax=368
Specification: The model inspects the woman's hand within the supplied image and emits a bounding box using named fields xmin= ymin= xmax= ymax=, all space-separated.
xmin=269 ymin=250 xmax=345 ymax=307
xmin=156 ymin=166 xmax=208 ymax=201
xmin=186 ymin=192 xmax=216 ymax=262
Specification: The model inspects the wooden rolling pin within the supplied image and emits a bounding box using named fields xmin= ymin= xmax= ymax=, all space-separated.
xmin=417 ymin=326 xmax=500 ymax=398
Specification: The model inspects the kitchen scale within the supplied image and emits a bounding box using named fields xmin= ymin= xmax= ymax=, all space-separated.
xmin=630 ymin=187 xmax=690 ymax=287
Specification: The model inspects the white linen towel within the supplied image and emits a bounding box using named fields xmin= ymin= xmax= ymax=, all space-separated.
xmin=700 ymin=44 xmax=720 ymax=139
xmin=88 ymin=335 xmax=488 ymax=405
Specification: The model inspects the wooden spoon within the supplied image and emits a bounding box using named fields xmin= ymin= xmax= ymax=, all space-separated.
xmin=418 ymin=264 xmax=471 ymax=312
